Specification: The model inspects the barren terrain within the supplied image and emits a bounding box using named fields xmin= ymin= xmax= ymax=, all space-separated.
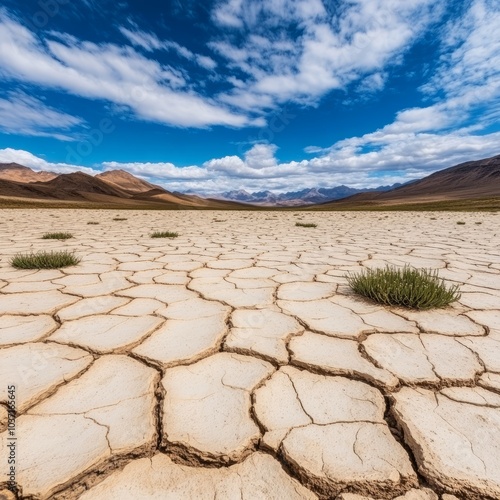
xmin=1 ymin=209 xmax=499 ymax=500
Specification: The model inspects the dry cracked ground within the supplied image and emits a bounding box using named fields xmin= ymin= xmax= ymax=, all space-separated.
xmin=0 ymin=209 xmax=500 ymax=500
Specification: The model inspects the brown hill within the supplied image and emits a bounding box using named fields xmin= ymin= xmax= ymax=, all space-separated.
xmin=34 ymin=172 xmax=134 ymax=201
xmin=96 ymin=170 xmax=160 ymax=193
xmin=0 ymin=163 xmax=57 ymax=183
xmin=317 ymin=154 xmax=500 ymax=208
xmin=0 ymin=178 xmax=51 ymax=199
xmin=0 ymin=164 xmax=249 ymax=209
xmin=0 ymin=172 xmax=132 ymax=203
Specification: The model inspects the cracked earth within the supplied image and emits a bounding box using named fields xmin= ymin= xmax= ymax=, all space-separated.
xmin=1 ymin=209 xmax=500 ymax=500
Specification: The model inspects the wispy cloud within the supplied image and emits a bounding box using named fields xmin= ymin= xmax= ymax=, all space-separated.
xmin=119 ymin=26 xmax=217 ymax=70
xmin=118 ymin=26 xmax=163 ymax=51
xmin=378 ymin=0 xmax=500 ymax=137
xmin=421 ymin=0 xmax=500 ymax=107
xmin=0 ymin=91 xmax=83 ymax=141
xmin=211 ymin=0 xmax=444 ymax=111
xmin=0 ymin=10 xmax=247 ymax=128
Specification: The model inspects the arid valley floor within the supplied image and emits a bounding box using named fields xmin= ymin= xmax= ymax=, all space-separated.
xmin=1 ymin=209 xmax=500 ymax=500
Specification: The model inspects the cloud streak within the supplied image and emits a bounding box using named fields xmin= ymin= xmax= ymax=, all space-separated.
xmin=0 ymin=11 xmax=248 ymax=128
xmin=0 ymin=91 xmax=83 ymax=141
xmin=211 ymin=0 xmax=444 ymax=111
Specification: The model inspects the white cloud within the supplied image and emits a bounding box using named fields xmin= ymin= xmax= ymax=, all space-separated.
xmin=211 ymin=0 xmax=444 ymax=110
xmin=120 ymin=26 xmax=217 ymax=70
xmin=0 ymin=148 xmax=98 ymax=174
xmin=2 ymin=122 xmax=499 ymax=195
xmin=314 ymin=0 xmax=500 ymax=145
xmin=373 ymin=0 xmax=500 ymax=138
xmin=101 ymin=161 xmax=208 ymax=181
xmin=119 ymin=27 xmax=162 ymax=51
xmin=0 ymin=91 xmax=83 ymax=141
xmin=381 ymin=106 xmax=457 ymax=135
xmin=421 ymin=0 xmax=500 ymax=107
xmin=244 ymin=143 xmax=278 ymax=169
xmin=0 ymin=11 xmax=247 ymax=128
xmin=163 ymin=41 xmax=218 ymax=70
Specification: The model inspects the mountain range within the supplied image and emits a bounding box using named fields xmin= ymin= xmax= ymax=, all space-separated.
xmin=315 ymin=154 xmax=500 ymax=209
xmin=0 ymin=164 xmax=243 ymax=209
xmin=216 ymin=184 xmax=405 ymax=206
xmin=0 ymin=154 xmax=499 ymax=209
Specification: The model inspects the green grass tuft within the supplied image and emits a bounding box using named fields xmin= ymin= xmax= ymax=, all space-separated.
xmin=150 ymin=231 xmax=179 ymax=238
xmin=11 ymin=250 xmax=80 ymax=269
xmin=295 ymin=222 xmax=317 ymax=228
xmin=346 ymin=265 xmax=461 ymax=310
xmin=41 ymin=232 xmax=73 ymax=240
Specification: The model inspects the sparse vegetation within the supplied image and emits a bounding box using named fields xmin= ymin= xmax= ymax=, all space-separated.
xmin=346 ymin=265 xmax=461 ymax=310
xmin=150 ymin=231 xmax=179 ymax=238
xmin=87 ymin=222 xmax=99 ymax=225
xmin=113 ymin=218 xmax=128 ymax=221
xmin=41 ymin=232 xmax=73 ymax=240
xmin=296 ymin=222 xmax=317 ymax=228
xmin=11 ymin=250 xmax=80 ymax=269
xmin=457 ymin=221 xmax=466 ymax=225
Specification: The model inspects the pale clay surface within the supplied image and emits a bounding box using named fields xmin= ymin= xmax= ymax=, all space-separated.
xmin=0 ymin=209 xmax=499 ymax=499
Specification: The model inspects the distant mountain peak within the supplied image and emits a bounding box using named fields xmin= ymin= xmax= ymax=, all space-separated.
xmin=0 ymin=162 xmax=30 ymax=171
xmin=215 ymin=183 xmax=402 ymax=206
xmin=0 ymin=162 xmax=57 ymax=183
xmin=96 ymin=169 xmax=160 ymax=193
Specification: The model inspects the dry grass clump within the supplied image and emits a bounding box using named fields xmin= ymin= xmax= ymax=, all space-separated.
xmin=42 ymin=232 xmax=73 ymax=240
xmin=295 ymin=222 xmax=317 ymax=228
xmin=151 ymin=231 xmax=179 ymax=238
xmin=11 ymin=251 xmax=80 ymax=269
xmin=347 ymin=265 xmax=461 ymax=310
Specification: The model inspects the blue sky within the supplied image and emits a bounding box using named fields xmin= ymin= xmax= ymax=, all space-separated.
xmin=0 ymin=0 xmax=499 ymax=193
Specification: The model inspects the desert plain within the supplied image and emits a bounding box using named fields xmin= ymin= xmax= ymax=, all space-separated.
xmin=0 ymin=209 xmax=500 ymax=500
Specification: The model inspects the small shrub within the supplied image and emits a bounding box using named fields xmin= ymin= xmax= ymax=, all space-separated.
xmin=11 ymin=250 xmax=80 ymax=269
xmin=296 ymin=222 xmax=317 ymax=228
xmin=151 ymin=231 xmax=179 ymax=238
xmin=475 ymin=222 xmax=482 ymax=225
xmin=457 ymin=221 xmax=465 ymax=225
xmin=41 ymin=232 xmax=73 ymax=240
xmin=87 ymin=222 xmax=99 ymax=225
xmin=346 ymin=265 xmax=461 ymax=310
xmin=113 ymin=218 xmax=128 ymax=221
